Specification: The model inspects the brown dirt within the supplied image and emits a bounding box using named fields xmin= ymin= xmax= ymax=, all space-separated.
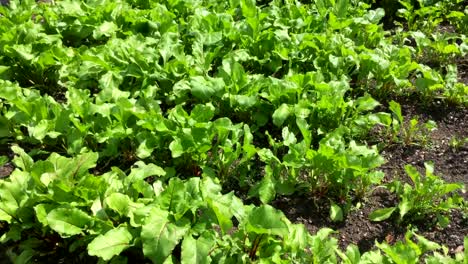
xmin=380 ymin=99 xmax=468 ymax=187
xmin=457 ymin=56 xmax=468 ymax=86
xmin=0 ymin=144 xmax=13 ymax=179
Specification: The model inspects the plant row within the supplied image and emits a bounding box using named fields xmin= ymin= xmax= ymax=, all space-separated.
xmin=0 ymin=148 xmax=466 ymax=263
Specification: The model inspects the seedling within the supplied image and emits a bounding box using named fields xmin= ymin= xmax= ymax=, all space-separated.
xmin=370 ymin=162 xmax=464 ymax=227
xmin=449 ymin=136 xmax=468 ymax=150
xmin=388 ymin=101 xmax=437 ymax=147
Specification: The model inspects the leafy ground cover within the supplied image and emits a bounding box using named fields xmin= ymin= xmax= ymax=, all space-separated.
xmin=0 ymin=0 xmax=467 ymax=263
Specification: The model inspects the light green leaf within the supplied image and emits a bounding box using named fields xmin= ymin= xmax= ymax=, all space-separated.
xmin=169 ymin=138 xmax=184 ymax=158
xmin=105 ymin=193 xmax=132 ymax=216
xmin=207 ymin=196 xmax=234 ymax=234
xmin=249 ymin=174 xmax=276 ymax=204
xmin=190 ymin=77 xmax=224 ymax=101
xmin=330 ymin=203 xmax=343 ymax=222
xmin=88 ymin=226 xmax=133 ymax=261
xmin=282 ymin=127 xmax=296 ymax=146
xmin=159 ymin=178 xmax=192 ymax=219
xmin=334 ymin=0 xmax=348 ymax=18
xmin=125 ymin=161 xmax=166 ymax=185
xmin=389 ymin=101 xmax=403 ymax=124
xmin=190 ymin=104 xmax=215 ymax=122
xmin=338 ymin=244 xmax=361 ymax=264
xmin=365 ymin=8 xmax=385 ymax=23
xmin=34 ymin=204 xmax=55 ymax=227
xmin=11 ymin=145 xmax=33 ymax=171
xmin=0 ymin=156 xmax=7 ymax=167
xmin=413 ymin=232 xmax=440 ymax=252
xmin=241 ymin=0 xmax=257 ymax=18
xmin=46 ymin=207 xmax=93 ymax=237
xmin=28 ymin=120 xmax=49 ymax=141
xmin=141 ymin=208 xmax=190 ymax=263
xmin=0 ymin=171 xmax=29 ymax=222
xmin=285 ymin=224 xmax=309 ymax=252
xmin=246 ymin=205 xmax=288 ymax=236
xmin=355 ymin=95 xmax=380 ymax=112
xmin=272 ymin=104 xmax=291 ymax=127
xmin=93 ymin=21 xmax=118 ymax=39
xmin=181 ymin=233 xmax=215 ymax=264
xmin=369 ymin=207 xmax=396 ymax=221
xmin=398 ymin=199 xmax=412 ymax=219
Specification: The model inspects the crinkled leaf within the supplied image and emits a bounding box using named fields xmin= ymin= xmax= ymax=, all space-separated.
xmin=272 ymin=104 xmax=291 ymax=127
xmin=46 ymin=207 xmax=93 ymax=237
xmin=190 ymin=77 xmax=224 ymax=101
xmin=87 ymin=226 xmax=133 ymax=261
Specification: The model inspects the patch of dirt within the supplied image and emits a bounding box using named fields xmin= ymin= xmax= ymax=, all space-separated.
xmin=272 ymin=188 xmax=405 ymax=253
xmin=0 ymin=163 xmax=13 ymax=179
xmin=380 ymin=100 xmax=468 ymax=188
xmin=456 ymin=56 xmax=468 ymax=86
xmin=0 ymin=144 xmax=14 ymax=179
xmin=274 ymin=98 xmax=467 ymax=256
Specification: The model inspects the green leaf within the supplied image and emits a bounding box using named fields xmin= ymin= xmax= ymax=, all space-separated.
xmin=282 ymin=127 xmax=297 ymax=146
xmin=11 ymin=145 xmax=33 ymax=171
xmin=249 ymin=174 xmax=276 ymax=204
xmin=241 ymin=0 xmax=257 ymax=18
xmin=207 ymin=196 xmax=234 ymax=234
xmin=355 ymin=95 xmax=380 ymax=112
xmin=246 ymin=205 xmax=288 ymax=236
xmin=46 ymin=207 xmax=93 ymax=237
xmin=404 ymin=164 xmax=420 ymax=185
xmin=436 ymin=214 xmax=450 ymax=228
xmin=87 ymin=226 xmax=133 ymax=261
xmin=0 ymin=225 xmax=22 ymax=243
xmin=334 ymin=0 xmax=348 ymax=18
xmin=181 ymin=233 xmax=215 ymax=264
xmin=169 ymin=138 xmax=184 ymax=158
xmin=0 ymin=156 xmax=7 ymax=167
xmin=330 ymin=203 xmax=343 ymax=222
xmin=62 ymin=152 xmax=99 ymax=180
xmin=141 ymin=208 xmax=190 ymax=263
xmin=413 ymin=232 xmax=440 ymax=253
xmin=0 ymin=116 xmax=11 ymax=138
xmin=365 ymin=8 xmax=385 ymax=23
xmin=93 ymin=21 xmax=118 ymax=39
xmin=389 ymin=101 xmax=403 ymax=124
xmin=369 ymin=207 xmax=396 ymax=221
xmin=105 ymin=193 xmax=132 ymax=216
xmin=190 ymin=77 xmax=224 ymax=101
xmin=296 ymin=118 xmax=311 ymax=147
xmin=340 ymin=244 xmax=361 ymax=264
xmin=28 ymin=119 xmax=49 ymax=141
xmin=0 ymin=171 xmax=29 ymax=223
xmin=398 ymin=199 xmax=412 ymax=219
xmin=125 ymin=161 xmax=166 ymax=185
xmin=315 ymin=0 xmax=330 ymax=17
xmin=34 ymin=204 xmax=56 ymax=227
xmin=284 ymin=224 xmax=309 ymax=253
xmin=190 ymin=104 xmax=215 ymax=123
xmin=272 ymin=104 xmax=291 ymax=127
xmin=159 ymin=178 xmax=193 ymax=220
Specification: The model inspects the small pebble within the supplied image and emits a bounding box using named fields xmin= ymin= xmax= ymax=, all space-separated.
xmin=454 ymin=245 xmax=464 ymax=253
